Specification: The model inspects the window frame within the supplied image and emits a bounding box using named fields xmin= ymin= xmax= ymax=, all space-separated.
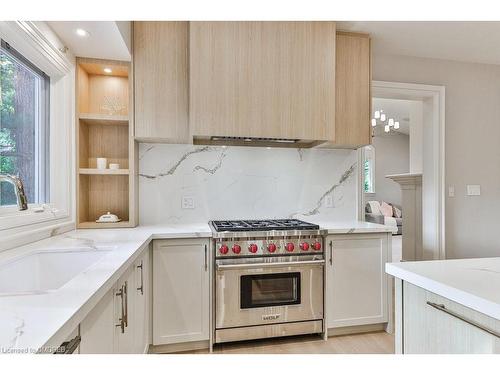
xmin=0 ymin=39 xmax=51 ymax=207
xmin=0 ymin=21 xmax=74 ymax=247
xmin=363 ymin=145 xmax=376 ymax=194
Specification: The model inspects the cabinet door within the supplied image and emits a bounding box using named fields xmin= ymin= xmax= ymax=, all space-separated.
xmin=333 ymin=32 xmax=371 ymax=148
xmin=134 ymin=21 xmax=189 ymax=142
xmin=153 ymin=239 xmax=210 ymax=345
xmin=133 ymin=247 xmax=151 ymax=353
xmin=326 ymin=234 xmax=389 ymax=329
xmin=190 ymin=21 xmax=336 ymax=142
xmin=80 ymin=288 xmax=115 ymax=354
xmin=403 ymin=282 xmax=500 ymax=354
xmin=114 ymin=266 xmax=137 ymax=353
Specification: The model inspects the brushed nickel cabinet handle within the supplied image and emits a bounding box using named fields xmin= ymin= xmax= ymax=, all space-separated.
xmin=204 ymin=244 xmax=208 ymax=271
xmin=115 ymin=286 xmax=125 ymax=333
xmin=427 ymin=301 xmax=500 ymax=339
xmin=329 ymin=241 xmax=333 ymax=266
xmin=123 ymin=281 xmax=128 ymax=328
xmin=137 ymin=261 xmax=144 ymax=295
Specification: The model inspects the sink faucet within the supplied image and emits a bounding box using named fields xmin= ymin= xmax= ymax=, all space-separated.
xmin=0 ymin=174 xmax=28 ymax=211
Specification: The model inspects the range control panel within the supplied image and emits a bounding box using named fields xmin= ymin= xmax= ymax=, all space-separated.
xmin=215 ymin=237 xmax=324 ymax=257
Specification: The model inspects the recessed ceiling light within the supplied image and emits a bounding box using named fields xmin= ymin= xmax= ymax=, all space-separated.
xmin=75 ymin=28 xmax=90 ymax=37
xmin=103 ymin=68 xmax=112 ymax=74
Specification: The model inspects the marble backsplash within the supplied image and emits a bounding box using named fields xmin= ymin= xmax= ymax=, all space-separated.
xmin=139 ymin=144 xmax=359 ymax=225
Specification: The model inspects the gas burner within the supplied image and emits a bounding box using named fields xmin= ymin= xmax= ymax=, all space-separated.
xmin=211 ymin=219 xmax=320 ymax=232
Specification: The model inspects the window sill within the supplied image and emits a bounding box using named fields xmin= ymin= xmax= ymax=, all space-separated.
xmin=0 ymin=205 xmax=69 ymax=231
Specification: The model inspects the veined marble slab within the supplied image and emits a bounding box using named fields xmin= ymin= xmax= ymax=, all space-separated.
xmin=139 ymin=144 xmax=359 ymax=225
xmin=386 ymin=258 xmax=500 ymax=320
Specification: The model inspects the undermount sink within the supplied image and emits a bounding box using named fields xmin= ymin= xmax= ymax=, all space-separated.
xmin=0 ymin=248 xmax=113 ymax=296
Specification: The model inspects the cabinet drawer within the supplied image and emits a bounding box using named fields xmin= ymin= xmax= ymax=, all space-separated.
xmin=403 ymin=282 xmax=500 ymax=353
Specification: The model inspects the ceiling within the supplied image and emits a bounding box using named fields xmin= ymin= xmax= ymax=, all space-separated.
xmin=372 ymin=97 xmax=412 ymax=136
xmin=338 ymin=21 xmax=500 ymax=66
xmin=48 ymin=21 xmax=131 ymax=61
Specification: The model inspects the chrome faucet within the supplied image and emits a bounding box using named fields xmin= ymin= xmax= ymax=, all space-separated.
xmin=0 ymin=174 xmax=28 ymax=211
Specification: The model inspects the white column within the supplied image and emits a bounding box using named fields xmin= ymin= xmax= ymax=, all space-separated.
xmin=386 ymin=173 xmax=422 ymax=261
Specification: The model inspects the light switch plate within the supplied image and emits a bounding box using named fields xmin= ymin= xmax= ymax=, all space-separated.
xmin=181 ymin=196 xmax=195 ymax=209
xmin=466 ymin=185 xmax=481 ymax=196
xmin=448 ymin=186 xmax=455 ymax=197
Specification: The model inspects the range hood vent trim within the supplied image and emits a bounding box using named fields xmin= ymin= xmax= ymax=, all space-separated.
xmin=210 ymin=136 xmax=300 ymax=144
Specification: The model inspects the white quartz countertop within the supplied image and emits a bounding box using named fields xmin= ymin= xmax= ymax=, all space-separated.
xmin=316 ymin=220 xmax=396 ymax=234
xmin=0 ymin=220 xmax=392 ymax=353
xmin=386 ymin=257 xmax=500 ymax=320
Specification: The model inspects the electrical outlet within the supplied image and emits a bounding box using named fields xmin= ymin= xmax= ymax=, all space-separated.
xmin=466 ymin=185 xmax=481 ymax=196
xmin=181 ymin=196 xmax=195 ymax=209
xmin=324 ymin=195 xmax=333 ymax=208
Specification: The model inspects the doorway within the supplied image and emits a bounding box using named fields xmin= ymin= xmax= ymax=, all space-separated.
xmin=358 ymin=81 xmax=445 ymax=260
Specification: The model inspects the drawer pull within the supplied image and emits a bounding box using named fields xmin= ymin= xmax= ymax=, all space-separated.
xmin=427 ymin=301 xmax=500 ymax=339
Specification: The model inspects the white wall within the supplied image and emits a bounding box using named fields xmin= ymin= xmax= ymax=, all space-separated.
xmin=371 ymin=133 xmax=410 ymax=206
xmin=409 ymin=101 xmax=423 ymax=173
xmin=373 ymin=53 xmax=500 ymax=259
xmin=139 ymin=144 xmax=358 ymax=225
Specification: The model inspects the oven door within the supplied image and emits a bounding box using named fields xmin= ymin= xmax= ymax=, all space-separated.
xmin=215 ymin=256 xmax=324 ymax=329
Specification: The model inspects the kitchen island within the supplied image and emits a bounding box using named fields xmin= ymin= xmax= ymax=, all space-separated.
xmin=386 ymin=258 xmax=500 ymax=354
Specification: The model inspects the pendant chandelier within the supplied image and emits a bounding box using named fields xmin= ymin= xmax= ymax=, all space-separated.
xmin=371 ymin=110 xmax=400 ymax=133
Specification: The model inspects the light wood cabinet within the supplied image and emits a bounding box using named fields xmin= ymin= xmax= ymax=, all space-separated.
xmin=75 ymin=58 xmax=137 ymax=228
xmin=326 ymin=233 xmax=390 ymax=331
xmin=189 ymin=21 xmax=336 ymax=145
xmin=79 ymin=247 xmax=151 ymax=354
xmin=133 ymin=21 xmax=189 ymax=143
xmin=331 ymin=32 xmax=372 ymax=148
xmin=400 ymin=282 xmax=500 ymax=354
xmin=152 ymin=239 xmax=211 ymax=346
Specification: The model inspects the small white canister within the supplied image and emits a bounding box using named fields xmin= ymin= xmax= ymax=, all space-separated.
xmin=96 ymin=157 xmax=107 ymax=169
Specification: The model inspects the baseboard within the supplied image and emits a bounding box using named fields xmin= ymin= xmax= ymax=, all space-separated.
xmin=149 ymin=340 xmax=210 ymax=354
xmin=327 ymin=323 xmax=386 ymax=337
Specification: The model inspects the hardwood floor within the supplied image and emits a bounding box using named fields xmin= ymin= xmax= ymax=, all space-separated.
xmin=181 ymin=332 xmax=395 ymax=354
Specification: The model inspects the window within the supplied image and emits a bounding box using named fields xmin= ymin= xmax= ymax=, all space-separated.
xmin=0 ymin=39 xmax=49 ymax=207
xmin=364 ymin=145 xmax=375 ymax=194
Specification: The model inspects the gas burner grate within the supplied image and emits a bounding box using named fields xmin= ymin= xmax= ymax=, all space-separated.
xmin=211 ymin=219 xmax=320 ymax=232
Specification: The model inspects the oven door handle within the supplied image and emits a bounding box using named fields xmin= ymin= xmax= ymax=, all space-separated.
xmin=216 ymin=259 xmax=325 ymax=271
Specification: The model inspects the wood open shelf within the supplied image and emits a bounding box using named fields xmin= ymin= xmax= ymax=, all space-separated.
xmin=79 ymin=168 xmax=130 ymax=175
xmin=78 ymin=221 xmax=133 ymax=229
xmin=79 ymin=113 xmax=129 ymax=126
xmin=76 ymin=57 xmax=136 ymax=229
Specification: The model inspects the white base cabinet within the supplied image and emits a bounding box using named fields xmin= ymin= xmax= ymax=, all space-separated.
xmin=80 ymin=247 xmax=151 ymax=354
xmin=152 ymin=239 xmax=211 ymax=346
xmin=325 ymin=233 xmax=391 ymax=330
xmin=399 ymin=281 xmax=500 ymax=354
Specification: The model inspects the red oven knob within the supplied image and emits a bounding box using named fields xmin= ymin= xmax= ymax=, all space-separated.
xmin=232 ymin=244 xmax=241 ymax=254
xmin=285 ymin=243 xmax=295 ymax=252
xmin=267 ymin=243 xmax=277 ymax=253
xmin=219 ymin=244 xmax=229 ymax=255
xmin=312 ymin=241 xmax=322 ymax=251
xmin=300 ymin=242 xmax=310 ymax=251
xmin=248 ymin=243 xmax=258 ymax=253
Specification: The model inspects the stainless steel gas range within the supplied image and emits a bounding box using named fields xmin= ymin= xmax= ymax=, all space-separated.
xmin=210 ymin=219 xmax=327 ymax=344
